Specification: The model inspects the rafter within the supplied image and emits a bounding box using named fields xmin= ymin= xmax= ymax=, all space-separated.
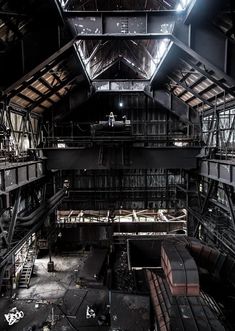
xmin=168 ymin=75 xmax=214 ymax=108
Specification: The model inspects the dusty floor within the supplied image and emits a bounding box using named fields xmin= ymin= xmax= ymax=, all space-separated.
xmin=0 ymin=252 xmax=109 ymax=331
xmin=18 ymin=254 xmax=85 ymax=300
xmin=0 ymin=251 xmax=150 ymax=331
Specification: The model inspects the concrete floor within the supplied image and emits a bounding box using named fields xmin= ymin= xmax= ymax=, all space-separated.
xmin=18 ymin=254 xmax=85 ymax=301
xmin=0 ymin=251 xmax=151 ymax=331
xmin=0 ymin=252 xmax=110 ymax=330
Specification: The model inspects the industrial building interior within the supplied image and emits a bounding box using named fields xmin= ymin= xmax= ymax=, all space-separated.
xmin=0 ymin=0 xmax=235 ymax=330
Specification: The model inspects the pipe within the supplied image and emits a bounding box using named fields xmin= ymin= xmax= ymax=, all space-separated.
xmin=0 ymin=191 xmax=66 ymax=269
xmin=185 ymin=237 xmax=235 ymax=287
xmin=185 ymin=237 xmax=225 ymax=273
xmin=19 ymin=197 xmax=63 ymax=226
xmin=18 ymin=190 xmax=65 ymax=227
xmin=17 ymin=190 xmax=64 ymax=222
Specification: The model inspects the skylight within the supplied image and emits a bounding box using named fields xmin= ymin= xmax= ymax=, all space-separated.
xmin=176 ymin=0 xmax=193 ymax=11
xmin=62 ymin=0 xmax=195 ymax=81
xmin=74 ymin=39 xmax=172 ymax=81
xmin=59 ymin=0 xmax=69 ymax=7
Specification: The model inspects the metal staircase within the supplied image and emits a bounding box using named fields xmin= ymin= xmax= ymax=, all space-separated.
xmin=18 ymin=247 xmax=37 ymax=289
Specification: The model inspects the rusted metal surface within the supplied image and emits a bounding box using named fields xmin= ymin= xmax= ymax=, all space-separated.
xmin=147 ymin=270 xmax=170 ymax=331
xmin=161 ymin=241 xmax=200 ymax=296
xmin=147 ymin=269 xmax=226 ymax=331
xmin=186 ymin=238 xmax=226 ymax=274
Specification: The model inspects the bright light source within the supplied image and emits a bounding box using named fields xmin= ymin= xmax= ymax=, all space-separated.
xmin=176 ymin=3 xmax=184 ymax=11
xmin=119 ymin=102 xmax=123 ymax=107
xmin=176 ymin=0 xmax=192 ymax=11
xmin=154 ymin=39 xmax=169 ymax=64
xmin=58 ymin=143 xmax=66 ymax=148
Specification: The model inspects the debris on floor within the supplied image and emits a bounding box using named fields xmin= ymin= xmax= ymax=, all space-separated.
xmin=4 ymin=307 xmax=24 ymax=326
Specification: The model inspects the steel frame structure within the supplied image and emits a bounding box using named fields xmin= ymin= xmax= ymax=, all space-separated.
xmin=65 ymin=10 xmax=177 ymax=39
xmin=1 ymin=0 xmax=235 ymax=291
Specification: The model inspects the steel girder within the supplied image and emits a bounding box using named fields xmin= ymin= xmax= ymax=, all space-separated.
xmin=223 ymin=183 xmax=235 ymax=231
xmin=93 ymin=80 xmax=149 ymax=92
xmin=200 ymin=159 xmax=235 ymax=188
xmin=4 ymin=5 xmax=234 ymax=120
xmin=168 ymin=75 xmax=214 ymax=108
xmin=0 ymin=161 xmax=45 ymax=194
xmin=65 ymin=10 xmax=177 ymax=39
xmin=56 ymin=221 xmax=186 ymax=239
xmin=64 ymin=8 xmax=235 ymax=90
xmin=1 ymin=39 xmax=90 ymax=106
xmin=7 ymin=188 xmax=21 ymax=244
xmin=183 ymin=170 xmax=235 ymax=251
xmin=28 ymin=75 xmax=81 ymax=112
xmin=152 ymin=89 xmax=199 ymax=125
xmin=2 ymin=39 xmax=75 ymax=98
xmin=41 ymin=146 xmax=200 ymax=170
xmin=187 ymin=207 xmax=235 ymax=257
xmin=172 ymin=21 xmax=235 ymax=92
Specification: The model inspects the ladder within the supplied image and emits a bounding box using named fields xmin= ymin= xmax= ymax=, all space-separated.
xmin=18 ymin=247 xmax=36 ymax=289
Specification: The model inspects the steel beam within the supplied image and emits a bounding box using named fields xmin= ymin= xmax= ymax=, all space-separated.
xmin=5 ymin=59 xmax=64 ymax=102
xmin=0 ymin=161 xmax=45 ymax=193
xmin=28 ymin=76 xmax=78 ymax=111
xmin=152 ymin=89 xmax=199 ymax=125
xmin=173 ymin=17 xmax=235 ymax=81
xmin=201 ymin=180 xmax=217 ymax=214
xmin=187 ymin=207 xmax=235 ymax=256
xmin=67 ymin=188 xmax=177 ymax=194
xmin=173 ymin=36 xmax=235 ymax=90
xmin=93 ymin=80 xmax=149 ymax=92
xmin=38 ymin=77 xmax=61 ymax=100
xmin=177 ymin=74 xmax=205 ymax=99
xmin=192 ymin=179 xmax=218 ymax=236
xmin=66 ymin=11 xmax=176 ymax=39
xmin=179 ymin=58 xmax=235 ymax=98
xmin=7 ymin=188 xmax=21 ymax=244
xmin=223 ymin=184 xmax=235 ymax=231
xmin=151 ymin=19 xmax=235 ymax=95
xmin=41 ymin=146 xmax=200 ymax=170
xmin=18 ymin=93 xmax=36 ymax=105
xmin=0 ymin=11 xmax=27 ymax=18
xmin=45 ymin=135 xmax=197 ymax=145
xmin=200 ymin=159 xmax=235 ymax=187
xmin=169 ymin=76 xmax=214 ymax=108
xmin=2 ymin=39 xmax=76 ymax=98
xmin=150 ymin=41 xmax=174 ymax=85
xmin=57 ymin=221 xmax=185 ymax=234
xmin=65 ymin=10 xmax=179 ymax=15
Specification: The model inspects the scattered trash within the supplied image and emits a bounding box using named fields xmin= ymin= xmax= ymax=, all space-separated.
xmin=86 ymin=305 xmax=96 ymax=319
xmin=42 ymin=324 xmax=51 ymax=331
xmin=36 ymin=300 xmax=49 ymax=305
xmin=47 ymin=306 xmax=60 ymax=326
xmin=4 ymin=307 xmax=24 ymax=325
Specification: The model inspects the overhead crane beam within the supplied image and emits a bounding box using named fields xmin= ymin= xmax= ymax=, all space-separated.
xmin=65 ymin=10 xmax=177 ymax=39
xmin=41 ymin=146 xmax=200 ymax=170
